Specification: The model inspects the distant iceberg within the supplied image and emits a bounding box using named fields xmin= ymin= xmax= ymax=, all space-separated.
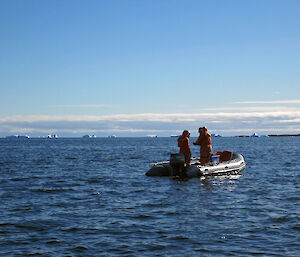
xmin=211 ymin=134 xmax=222 ymax=138
xmin=6 ymin=135 xmax=30 ymax=139
xmin=6 ymin=135 xmax=18 ymax=139
xmin=83 ymin=135 xmax=96 ymax=138
xmin=47 ymin=134 xmax=58 ymax=139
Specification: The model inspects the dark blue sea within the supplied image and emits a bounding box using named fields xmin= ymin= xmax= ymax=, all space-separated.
xmin=0 ymin=137 xmax=299 ymax=256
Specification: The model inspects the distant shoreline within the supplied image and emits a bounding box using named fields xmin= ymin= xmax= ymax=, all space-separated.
xmin=268 ymin=134 xmax=300 ymax=137
xmin=235 ymin=134 xmax=300 ymax=137
xmin=1 ymin=133 xmax=300 ymax=139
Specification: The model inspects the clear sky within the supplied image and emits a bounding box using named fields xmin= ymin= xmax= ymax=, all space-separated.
xmin=1 ymin=0 xmax=300 ymax=137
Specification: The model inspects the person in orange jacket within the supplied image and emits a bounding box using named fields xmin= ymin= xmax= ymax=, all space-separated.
xmin=193 ymin=127 xmax=212 ymax=165
xmin=177 ymin=130 xmax=191 ymax=167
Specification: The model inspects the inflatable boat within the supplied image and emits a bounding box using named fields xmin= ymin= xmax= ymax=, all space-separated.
xmin=146 ymin=151 xmax=246 ymax=178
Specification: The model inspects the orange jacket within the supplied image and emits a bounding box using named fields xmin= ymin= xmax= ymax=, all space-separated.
xmin=177 ymin=130 xmax=191 ymax=155
xmin=194 ymin=127 xmax=212 ymax=156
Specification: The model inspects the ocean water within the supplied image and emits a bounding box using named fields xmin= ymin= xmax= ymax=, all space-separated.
xmin=0 ymin=137 xmax=299 ymax=256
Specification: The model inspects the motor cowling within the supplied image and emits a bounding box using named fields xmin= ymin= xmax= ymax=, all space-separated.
xmin=169 ymin=153 xmax=185 ymax=177
xmin=170 ymin=153 xmax=185 ymax=165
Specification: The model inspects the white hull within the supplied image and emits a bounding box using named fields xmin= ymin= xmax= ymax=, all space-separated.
xmin=146 ymin=152 xmax=246 ymax=178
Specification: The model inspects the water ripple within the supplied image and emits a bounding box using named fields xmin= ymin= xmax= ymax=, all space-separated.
xmin=0 ymin=137 xmax=299 ymax=256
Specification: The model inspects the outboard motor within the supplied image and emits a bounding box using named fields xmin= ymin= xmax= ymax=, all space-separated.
xmin=169 ymin=153 xmax=185 ymax=177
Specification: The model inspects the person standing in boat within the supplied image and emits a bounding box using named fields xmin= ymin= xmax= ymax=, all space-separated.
xmin=177 ymin=130 xmax=191 ymax=167
xmin=193 ymin=127 xmax=212 ymax=165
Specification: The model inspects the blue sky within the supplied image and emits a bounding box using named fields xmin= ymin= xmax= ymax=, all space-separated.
xmin=1 ymin=0 xmax=300 ymax=137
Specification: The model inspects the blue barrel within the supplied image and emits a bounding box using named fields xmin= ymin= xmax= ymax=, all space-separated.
xmin=210 ymin=155 xmax=220 ymax=163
